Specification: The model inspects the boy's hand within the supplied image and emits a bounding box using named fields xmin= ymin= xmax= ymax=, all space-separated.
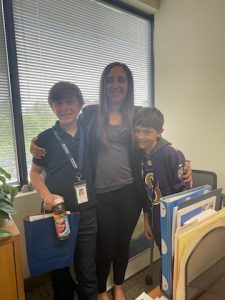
xmin=144 ymin=212 xmax=154 ymax=240
xmin=183 ymin=160 xmax=193 ymax=188
xmin=30 ymin=137 xmax=47 ymax=158
xmin=145 ymin=225 xmax=154 ymax=241
xmin=43 ymin=194 xmax=63 ymax=211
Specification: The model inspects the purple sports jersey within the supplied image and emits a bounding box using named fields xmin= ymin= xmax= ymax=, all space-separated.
xmin=141 ymin=137 xmax=186 ymax=250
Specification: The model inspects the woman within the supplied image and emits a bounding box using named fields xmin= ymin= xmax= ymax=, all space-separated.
xmin=30 ymin=62 xmax=192 ymax=300
xmin=83 ymin=62 xmax=150 ymax=300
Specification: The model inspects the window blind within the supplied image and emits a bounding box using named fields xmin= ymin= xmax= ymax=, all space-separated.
xmin=0 ymin=5 xmax=18 ymax=182
xmin=11 ymin=0 xmax=153 ymax=181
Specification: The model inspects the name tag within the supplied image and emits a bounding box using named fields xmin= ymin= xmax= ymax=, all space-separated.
xmin=74 ymin=181 xmax=88 ymax=205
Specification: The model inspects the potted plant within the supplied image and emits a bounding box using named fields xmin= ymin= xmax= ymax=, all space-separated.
xmin=0 ymin=167 xmax=18 ymax=237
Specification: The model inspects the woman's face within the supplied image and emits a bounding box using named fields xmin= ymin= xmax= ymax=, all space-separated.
xmin=106 ymin=66 xmax=128 ymax=106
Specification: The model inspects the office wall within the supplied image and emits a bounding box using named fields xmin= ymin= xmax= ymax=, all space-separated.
xmin=154 ymin=0 xmax=225 ymax=191
xmin=120 ymin=0 xmax=159 ymax=13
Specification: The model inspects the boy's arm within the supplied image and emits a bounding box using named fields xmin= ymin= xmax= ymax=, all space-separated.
xmin=30 ymin=163 xmax=62 ymax=211
xmin=144 ymin=212 xmax=153 ymax=240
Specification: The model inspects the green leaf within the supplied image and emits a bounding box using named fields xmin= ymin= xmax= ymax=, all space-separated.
xmin=0 ymin=175 xmax=6 ymax=186
xmin=0 ymin=199 xmax=12 ymax=207
xmin=9 ymin=186 xmax=18 ymax=201
xmin=0 ymin=167 xmax=17 ymax=217
xmin=0 ymin=203 xmax=16 ymax=214
xmin=0 ymin=191 xmax=12 ymax=204
xmin=0 ymin=210 xmax=10 ymax=219
xmin=0 ymin=186 xmax=18 ymax=202
xmin=0 ymin=199 xmax=13 ymax=206
xmin=0 ymin=167 xmax=11 ymax=180
xmin=0 ymin=228 xmax=12 ymax=238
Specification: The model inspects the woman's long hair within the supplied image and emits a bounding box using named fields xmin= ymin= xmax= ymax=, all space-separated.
xmin=96 ymin=62 xmax=134 ymax=147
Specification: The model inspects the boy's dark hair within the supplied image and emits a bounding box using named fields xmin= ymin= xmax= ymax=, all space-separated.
xmin=134 ymin=107 xmax=164 ymax=132
xmin=48 ymin=81 xmax=85 ymax=106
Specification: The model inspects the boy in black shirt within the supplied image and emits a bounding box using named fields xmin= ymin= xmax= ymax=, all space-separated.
xmin=30 ymin=81 xmax=97 ymax=300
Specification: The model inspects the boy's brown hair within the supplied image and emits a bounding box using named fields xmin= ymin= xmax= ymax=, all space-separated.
xmin=134 ymin=107 xmax=164 ymax=132
xmin=48 ymin=81 xmax=85 ymax=106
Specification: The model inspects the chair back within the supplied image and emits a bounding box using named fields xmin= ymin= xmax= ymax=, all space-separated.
xmin=192 ymin=169 xmax=217 ymax=190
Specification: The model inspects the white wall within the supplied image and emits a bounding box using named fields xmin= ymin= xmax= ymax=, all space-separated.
xmin=120 ymin=0 xmax=159 ymax=13
xmin=154 ymin=0 xmax=225 ymax=191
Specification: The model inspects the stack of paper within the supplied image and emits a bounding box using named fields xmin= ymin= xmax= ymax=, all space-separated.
xmin=160 ymin=185 xmax=222 ymax=298
xmin=135 ymin=292 xmax=167 ymax=300
xmin=135 ymin=292 xmax=153 ymax=300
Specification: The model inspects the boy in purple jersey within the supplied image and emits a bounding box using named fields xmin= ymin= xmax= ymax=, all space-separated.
xmin=134 ymin=107 xmax=187 ymax=251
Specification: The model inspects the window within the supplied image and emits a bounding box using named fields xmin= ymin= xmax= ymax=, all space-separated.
xmin=1 ymin=0 xmax=154 ymax=186
xmin=0 ymin=4 xmax=18 ymax=181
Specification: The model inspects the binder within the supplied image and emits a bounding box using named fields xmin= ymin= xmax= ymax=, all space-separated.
xmin=160 ymin=185 xmax=211 ymax=298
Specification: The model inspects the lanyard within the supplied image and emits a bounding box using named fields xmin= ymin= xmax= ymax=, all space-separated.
xmin=52 ymin=124 xmax=84 ymax=180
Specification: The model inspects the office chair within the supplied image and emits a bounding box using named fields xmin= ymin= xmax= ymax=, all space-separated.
xmin=192 ymin=169 xmax=217 ymax=190
xmin=192 ymin=169 xmax=225 ymax=207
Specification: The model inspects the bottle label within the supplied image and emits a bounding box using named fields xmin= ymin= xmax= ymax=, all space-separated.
xmin=54 ymin=215 xmax=71 ymax=239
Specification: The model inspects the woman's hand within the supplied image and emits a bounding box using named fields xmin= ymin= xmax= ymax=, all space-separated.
xmin=30 ymin=137 xmax=47 ymax=158
xmin=183 ymin=160 xmax=193 ymax=188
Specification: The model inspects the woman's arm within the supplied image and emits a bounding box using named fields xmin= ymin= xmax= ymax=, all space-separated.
xmin=183 ymin=160 xmax=193 ymax=188
xmin=30 ymin=137 xmax=47 ymax=159
xmin=30 ymin=163 xmax=62 ymax=211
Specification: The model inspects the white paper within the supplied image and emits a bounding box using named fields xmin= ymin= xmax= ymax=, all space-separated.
xmin=28 ymin=211 xmax=70 ymax=221
xmin=135 ymin=292 xmax=153 ymax=300
xmin=176 ymin=196 xmax=216 ymax=228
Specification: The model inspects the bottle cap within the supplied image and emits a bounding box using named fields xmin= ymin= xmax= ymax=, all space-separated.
xmin=54 ymin=198 xmax=64 ymax=205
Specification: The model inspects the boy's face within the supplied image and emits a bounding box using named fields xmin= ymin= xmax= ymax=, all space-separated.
xmin=134 ymin=125 xmax=162 ymax=153
xmin=51 ymin=97 xmax=82 ymax=126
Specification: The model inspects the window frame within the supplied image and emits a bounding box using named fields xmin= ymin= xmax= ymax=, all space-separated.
xmin=2 ymin=0 xmax=154 ymax=187
xmin=2 ymin=0 xmax=27 ymax=186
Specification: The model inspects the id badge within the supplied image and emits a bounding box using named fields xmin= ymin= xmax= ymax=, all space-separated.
xmin=74 ymin=181 xmax=88 ymax=205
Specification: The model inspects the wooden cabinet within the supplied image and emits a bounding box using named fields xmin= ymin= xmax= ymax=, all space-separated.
xmin=0 ymin=219 xmax=25 ymax=300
